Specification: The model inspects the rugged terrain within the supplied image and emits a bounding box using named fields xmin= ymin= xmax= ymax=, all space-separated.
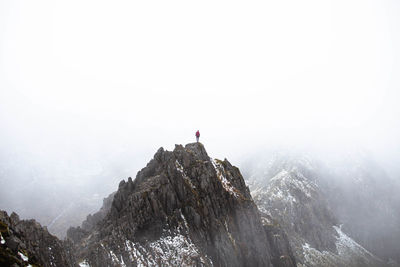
xmin=0 ymin=210 xmax=77 ymax=267
xmin=3 ymin=143 xmax=397 ymax=266
xmin=244 ymin=151 xmax=398 ymax=267
xmin=66 ymin=143 xmax=295 ymax=267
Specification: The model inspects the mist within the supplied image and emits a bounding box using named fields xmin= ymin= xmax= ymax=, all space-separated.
xmin=1 ymin=0 xmax=400 ymax=238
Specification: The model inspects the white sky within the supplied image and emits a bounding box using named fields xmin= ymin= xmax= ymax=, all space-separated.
xmin=1 ymin=0 xmax=399 ymax=171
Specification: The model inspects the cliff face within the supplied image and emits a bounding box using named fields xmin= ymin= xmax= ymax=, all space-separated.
xmin=0 ymin=210 xmax=77 ymax=267
xmin=68 ymin=143 xmax=296 ymax=267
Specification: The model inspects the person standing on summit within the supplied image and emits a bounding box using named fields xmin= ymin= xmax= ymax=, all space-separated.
xmin=195 ymin=130 xmax=200 ymax=143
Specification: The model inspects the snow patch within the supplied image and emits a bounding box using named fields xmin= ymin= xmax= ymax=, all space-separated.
xmin=120 ymin=233 xmax=212 ymax=267
xmin=109 ymin=249 xmax=126 ymax=267
xmin=269 ymin=186 xmax=297 ymax=203
xmin=302 ymin=242 xmax=338 ymax=266
xmin=97 ymin=228 xmax=213 ymax=267
xmin=267 ymin=170 xmax=316 ymax=204
xmin=179 ymin=212 xmax=190 ymax=232
xmin=18 ymin=251 xmax=29 ymax=261
xmin=301 ymin=226 xmax=384 ymax=266
xmin=0 ymin=233 xmax=5 ymax=244
xmin=79 ymin=260 xmax=90 ymax=267
xmin=334 ymin=225 xmax=378 ymax=260
xmin=260 ymin=216 xmax=272 ymax=225
xmin=212 ymin=159 xmax=240 ymax=197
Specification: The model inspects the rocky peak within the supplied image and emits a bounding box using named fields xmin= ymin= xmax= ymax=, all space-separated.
xmin=68 ymin=143 xmax=296 ymax=267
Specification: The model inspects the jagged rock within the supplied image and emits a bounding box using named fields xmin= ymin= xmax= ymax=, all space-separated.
xmin=0 ymin=210 xmax=77 ymax=267
xmin=2 ymin=143 xmax=298 ymax=267
xmin=70 ymin=143 xmax=296 ymax=267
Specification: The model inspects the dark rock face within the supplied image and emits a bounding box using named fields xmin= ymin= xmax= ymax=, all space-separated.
xmin=263 ymin=216 xmax=297 ymax=267
xmin=68 ymin=143 xmax=296 ymax=267
xmin=0 ymin=210 xmax=77 ymax=267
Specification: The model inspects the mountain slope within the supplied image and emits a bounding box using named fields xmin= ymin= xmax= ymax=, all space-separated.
xmin=68 ymin=143 xmax=296 ymax=267
xmin=245 ymin=152 xmax=391 ymax=267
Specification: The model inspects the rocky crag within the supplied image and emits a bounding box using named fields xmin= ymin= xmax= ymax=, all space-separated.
xmin=0 ymin=210 xmax=76 ymax=267
xmin=67 ymin=143 xmax=296 ymax=267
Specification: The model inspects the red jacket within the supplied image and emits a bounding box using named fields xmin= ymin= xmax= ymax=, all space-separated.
xmin=196 ymin=131 xmax=200 ymax=137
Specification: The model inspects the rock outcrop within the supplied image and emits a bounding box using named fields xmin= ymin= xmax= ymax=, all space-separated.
xmin=0 ymin=210 xmax=77 ymax=267
xmin=68 ymin=143 xmax=296 ymax=267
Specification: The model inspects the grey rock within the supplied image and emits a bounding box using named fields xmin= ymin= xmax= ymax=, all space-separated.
xmin=71 ymin=143 xmax=296 ymax=267
xmin=0 ymin=210 xmax=78 ymax=267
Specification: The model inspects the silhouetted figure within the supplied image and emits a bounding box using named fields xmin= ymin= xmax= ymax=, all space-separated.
xmin=195 ymin=130 xmax=200 ymax=142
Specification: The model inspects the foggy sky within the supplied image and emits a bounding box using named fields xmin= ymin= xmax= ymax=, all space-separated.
xmin=1 ymin=0 xmax=400 ymax=206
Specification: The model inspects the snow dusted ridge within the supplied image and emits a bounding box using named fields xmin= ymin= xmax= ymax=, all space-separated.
xmin=252 ymin=169 xmax=318 ymax=214
xmin=122 ymin=233 xmax=211 ymax=267
xmin=301 ymin=226 xmax=385 ymax=267
xmin=269 ymin=169 xmax=316 ymax=199
xmin=211 ymin=159 xmax=240 ymax=198
xmin=333 ymin=225 xmax=382 ymax=263
xmin=81 ymin=212 xmax=212 ymax=267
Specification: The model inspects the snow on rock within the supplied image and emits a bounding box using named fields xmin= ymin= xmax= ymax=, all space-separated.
xmin=79 ymin=260 xmax=91 ymax=267
xmin=211 ymin=159 xmax=240 ymax=197
xmin=117 ymin=233 xmax=212 ymax=267
xmin=100 ymin=211 xmax=212 ymax=267
xmin=333 ymin=225 xmax=382 ymax=264
xmin=18 ymin=251 xmax=29 ymax=261
xmin=109 ymin=249 xmax=126 ymax=267
xmin=252 ymin=169 xmax=316 ymax=213
xmin=0 ymin=233 xmax=5 ymax=244
xmin=301 ymin=242 xmax=339 ymax=267
xmin=300 ymin=226 xmax=385 ymax=267
xmin=254 ymin=170 xmax=317 ymax=207
xmin=176 ymin=160 xmax=196 ymax=189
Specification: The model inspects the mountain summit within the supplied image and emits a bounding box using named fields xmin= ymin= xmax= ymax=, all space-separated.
xmin=67 ymin=142 xmax=295 ymax=267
